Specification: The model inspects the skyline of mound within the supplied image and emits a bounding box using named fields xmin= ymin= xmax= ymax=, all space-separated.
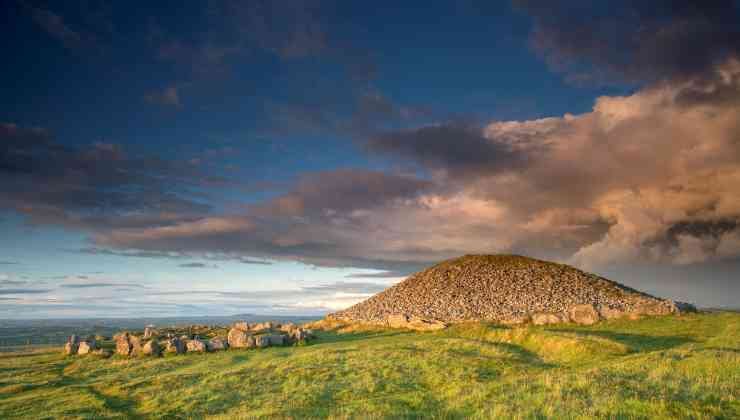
xmin=332 ymin=254 xmax=679 ymax=323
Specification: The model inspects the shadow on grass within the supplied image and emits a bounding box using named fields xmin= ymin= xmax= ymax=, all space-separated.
xmin=86 ymin=386 xmax=139 ymax=418
xmin=548 ymin=328 xmax=695 ymax=352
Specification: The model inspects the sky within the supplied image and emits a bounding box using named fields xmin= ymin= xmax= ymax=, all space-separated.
xmin=2 ymin=0 xmax=740 ymax=318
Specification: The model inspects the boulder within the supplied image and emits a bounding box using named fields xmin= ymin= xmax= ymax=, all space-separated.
xmin=77 ymin=340 xmax=97 ymax=355
xmin=207 ymin=337 xmax=229 ymax=352
xmin=251 ymin=322 xmax=273 ymax=332
xmin=267 ymin=334 xmax=286 ymax=346
xmin=232 ymin=321 xmax=250 ymax=332
xmin=254 ymin=335 xmax=270 ymax=348
xmin=164 ymin=337 xmax=185 ymax=354
xmin=386 ymin=314 xmax=409 ymax=329
xmin=129 ymin=335 xmax=143 ymax=357
xmin=63 ymin=342 xmax=78 ymax=355
xmin=186 ymin=338 xmax=206 ymax=353
xmin=142 ymin=340 xmax=162 ymax=356
xmin=246 ymin=335 xmax=257 ymax=348
xmin=115 ymin=332 xmax=133 ymax=356
xmin=531 ymin=312 xmax=566 ymax=325
xmin=227 ymin=328 xmax=251 ymax=348
xmin=290 ymin=328 xmax=308 ymax=342
xmin=568 ymin=304 xmax=600 ymax=325
xmin=279 ymin=323 xmax=296 ymax=332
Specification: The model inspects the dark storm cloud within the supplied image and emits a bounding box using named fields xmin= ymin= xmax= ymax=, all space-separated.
xmin=367 ymin=122 xmax=531 ymax=178
xmin=0 ymin=122 xmax=212 ymax=231
xmin=517 ymin=0 xmax=740 ymax=84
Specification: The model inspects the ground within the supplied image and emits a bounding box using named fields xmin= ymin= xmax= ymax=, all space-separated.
xmin=0 ymin=312 xmax=738 ymax=419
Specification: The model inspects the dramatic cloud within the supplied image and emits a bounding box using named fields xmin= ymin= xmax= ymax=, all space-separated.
xmin=0 ymin=122 xmax=214 ymax=232
xmin=88 ymin=59 xmax=740 ymax=271
xmin=518 ymin=0 xmax=740 ymax=84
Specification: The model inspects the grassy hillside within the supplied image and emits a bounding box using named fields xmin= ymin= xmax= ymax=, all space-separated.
xmin=0 ymin=313 xmax=738 ymax=419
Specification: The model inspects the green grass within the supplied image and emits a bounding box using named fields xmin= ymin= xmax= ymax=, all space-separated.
xmin=0 ymin=313 xmax=738 ymax=419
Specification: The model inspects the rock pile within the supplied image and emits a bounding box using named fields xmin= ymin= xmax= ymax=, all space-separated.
xmin=331 ymin=254 xmax=697 ymax=327
xmin=64 ymin=321 xmax=314 ymax=357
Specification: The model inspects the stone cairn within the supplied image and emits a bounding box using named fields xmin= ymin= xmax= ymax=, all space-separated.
xmin=63 ymin=321 xmax=314 ymax=357
xmin=329 ymin=254 xmax=697 ymax=329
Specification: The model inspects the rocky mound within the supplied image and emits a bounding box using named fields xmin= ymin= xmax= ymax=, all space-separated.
xmin=331 ymin=255 xmax=692 ymax=326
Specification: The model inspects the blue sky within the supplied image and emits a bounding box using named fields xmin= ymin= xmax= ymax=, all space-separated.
xmin=2 ymin=1 xmax=740 ymax=318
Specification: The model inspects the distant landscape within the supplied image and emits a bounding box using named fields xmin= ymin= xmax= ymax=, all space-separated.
xmin=0 ymin=315 xmax=319 ymax=350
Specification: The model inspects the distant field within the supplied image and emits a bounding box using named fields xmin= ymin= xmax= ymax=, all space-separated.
xmin=0 ymin=313 xmax=738 ymax=419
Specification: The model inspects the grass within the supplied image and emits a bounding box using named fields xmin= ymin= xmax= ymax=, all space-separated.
xmin=0 ymin=312 xmax=738 ymax=419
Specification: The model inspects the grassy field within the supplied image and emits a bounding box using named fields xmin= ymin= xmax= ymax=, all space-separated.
xmin=0 ymin=313 xmax=738 ymax=419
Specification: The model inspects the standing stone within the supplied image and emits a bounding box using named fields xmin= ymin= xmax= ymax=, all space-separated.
xmin=232 ymin=321 xmax=250 ymax=332
xmin=267 ymin=334 xmax=286 ymax=346
xmin=254 ymin=335 xmax=270 ymax=348
xmin=115 ymin=332 xmax=133 ymax=356
xmin=129 ymin=335 xmax=143 ymax=357
xmin=186 ymin=338 xmax=206 ymax=352
xmin=207 ymin=337 xmax=229 ymax=352
xmin=246 ymin=335 xmax=257 ymax=349
xmin=568 ymin=304 xmax=600 ymax=325
xmin=228 ymin=328 xmax=250 ymax=348
xmin=279 ymin=323 xmax=296 ymax=332
xmin=77 ymin=340 xmax=97 ymax=355
xmin=164 ymin=337 xmax=185 ymax=354
xmin=63 ymin=342 xmax=78 ymax=355
xmin=143 ymin=340 xmax=162 ymax=356
xmin=251 ymin=322 xmax=272 ymax=332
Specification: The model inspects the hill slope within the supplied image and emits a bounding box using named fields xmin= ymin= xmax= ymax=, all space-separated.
xmin=0 ymin=313 xmax=738 ymax=418
xmin=332 ymin=254 xmax=676 ymax=323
